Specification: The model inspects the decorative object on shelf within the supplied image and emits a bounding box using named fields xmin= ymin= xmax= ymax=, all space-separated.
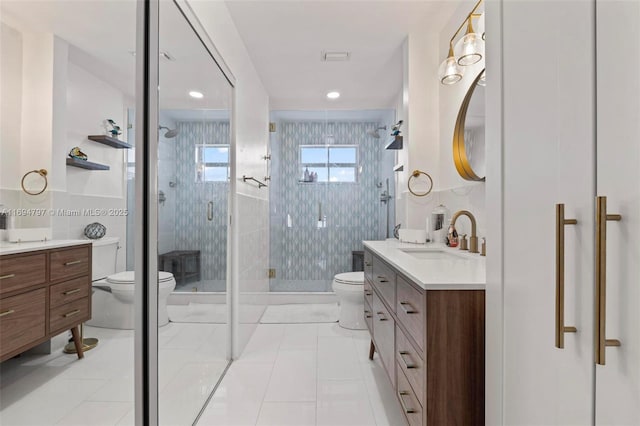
xmin=106 ymin=119 xmax=122 ymax=137
xmin=20 ymin=169 xmax=48 ymax=195
xmin=453 ymin=69 xmax=486 ymax=181
xmin=84 ymin=222 xmax=106 ymax=239
xmin=438 ymin=0 xmax=484 ymax=85
xmin=407 ymin=169 xmax=434 ymax=197
xmin=385 ymin=120 xmax=404 ymax=150
xmin=69 ymin=147 xmax=88 ymax=161
xmin=391 ymin=120 xmax=403 ymax=136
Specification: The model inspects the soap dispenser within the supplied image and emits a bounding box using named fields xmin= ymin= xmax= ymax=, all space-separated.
xmin=446 ymin=222 xmax=458 ymax=247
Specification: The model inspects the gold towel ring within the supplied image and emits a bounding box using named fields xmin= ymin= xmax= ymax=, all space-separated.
xmin=407 ymin=170 xmax=433 ymax=197
xmin=21 ymin=169 xmax=48 ymax=195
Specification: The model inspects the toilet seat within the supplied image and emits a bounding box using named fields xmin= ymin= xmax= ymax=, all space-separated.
xmin=333 ymin=271 xmax=364 ymax=285
xmin=106 ymin=271 xmax=174 ymax=285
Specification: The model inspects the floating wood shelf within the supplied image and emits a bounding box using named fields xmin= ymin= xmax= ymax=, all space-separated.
xmin=88 ymin=135 xmax=132 ymax=149
xmin=393 ymin=164 xmax=404 ymax=172
xmin=385 ymin=135 xmax=403 ymax=150
xmin=66 ymin=158 xmax=110 ymax=171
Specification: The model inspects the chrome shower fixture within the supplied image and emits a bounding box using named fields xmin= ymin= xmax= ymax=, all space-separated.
xmin=159 ymin=125 xmax=179 ymax=138
xmin=366 ymin=125 xmax=387 ymax=139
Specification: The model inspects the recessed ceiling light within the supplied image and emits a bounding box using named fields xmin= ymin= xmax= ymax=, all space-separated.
xmin=326 ymin=91 xmax=340 ymax=100
xmin=189 ymin=91 xmax=204 ymax=99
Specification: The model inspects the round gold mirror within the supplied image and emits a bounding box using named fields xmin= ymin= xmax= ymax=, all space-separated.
xmin=453 ymin=69 xmax=486 ymax=181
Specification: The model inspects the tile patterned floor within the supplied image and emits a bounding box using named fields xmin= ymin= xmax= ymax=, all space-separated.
xmin=0 ymin=323 xmax=228 ymax=426
xmin=197 ymin=323 xmax=408 ymax=426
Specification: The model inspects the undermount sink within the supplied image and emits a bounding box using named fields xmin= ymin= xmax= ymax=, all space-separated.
xmin=399 ymin=248 xmax=468 ymax=260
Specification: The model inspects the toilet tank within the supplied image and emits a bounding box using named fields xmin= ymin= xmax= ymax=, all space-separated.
xmin=91 ymin=237 xmax=120 ymax=281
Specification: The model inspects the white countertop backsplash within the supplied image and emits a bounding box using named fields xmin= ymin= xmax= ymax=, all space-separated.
xmin=0 ymin=239 xmax=91 ymax=256
xmin=363 ymin=239 xmax=486 ymax=290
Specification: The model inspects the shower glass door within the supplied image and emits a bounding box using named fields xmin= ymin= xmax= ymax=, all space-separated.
xmin=157 ymin=1 xmax=232 ymax=424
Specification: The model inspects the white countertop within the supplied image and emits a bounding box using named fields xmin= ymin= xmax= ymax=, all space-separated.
xmin=363 ymin=239 xmax=486 ymax=290
xmin=0 ymin=239 xmax=91 ymax=256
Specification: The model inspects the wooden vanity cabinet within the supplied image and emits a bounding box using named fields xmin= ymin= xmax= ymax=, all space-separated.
xmin=364 ymin=247 xmax=485 ymax=426
xmin=0 ymin=244 xmax=92 ymax=362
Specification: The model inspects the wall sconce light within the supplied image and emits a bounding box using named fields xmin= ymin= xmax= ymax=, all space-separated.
xmin=438 ymin=0 xmax=485 ymax=85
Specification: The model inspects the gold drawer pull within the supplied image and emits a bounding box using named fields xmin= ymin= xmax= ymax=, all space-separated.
xmin=0 ymin=274 xmax=16 ymax=280
xmin=376 ymin=311 xmax=388 ymax=321
xmin=364 ymin=290 xmax=372 ymax=296
xmin=364 ymin=310 xmax=372 ymax=319
xmin=377 ymin=275 xmax=389 ymax=283
xmin=0 ymin=309 xmax=15 ymax=318
xmin=63 ymin=288 xmax=81 ymax=296
xmin=398 ymin=351 xmax=417 ymax=369
xmin=64 ymin=260 xmax=83 ymax=266
xmin=398 ymin=391 xmax=416 ymax=414
xmin=399 ymin=302 xmax=417 ymax=314
xmin=64 ymin=309 xmax=81 ymax=318
xmin=555 ymin=204 xmax=578 ymax=349
xmin=364 ymin=261 xmax=372 ymax=267
xmin=595 ymin=196 xmax=622 ymax=365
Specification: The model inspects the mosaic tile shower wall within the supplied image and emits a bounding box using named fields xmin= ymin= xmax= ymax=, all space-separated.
xmin=269 ymin=121 xmax=389 ymax=292
xmin=171 ymin=121 xmax=229 ymax=289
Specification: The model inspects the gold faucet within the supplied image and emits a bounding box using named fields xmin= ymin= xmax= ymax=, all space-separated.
xmin=450 ymin=210 xmax=479 ymax=253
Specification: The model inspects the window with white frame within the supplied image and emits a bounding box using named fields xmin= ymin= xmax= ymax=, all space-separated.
xmin=196 ymin=144 xmax=229 ymax=182
xmin=299 ymin=145 xmax=358 ymax=183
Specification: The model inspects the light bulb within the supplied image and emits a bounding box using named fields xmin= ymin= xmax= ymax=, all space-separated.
xmin=438 ymin=49 xmax=464 ymax=85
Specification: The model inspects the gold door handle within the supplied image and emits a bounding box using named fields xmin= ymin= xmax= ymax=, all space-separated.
xmin=595 ymin=196 xmax=622 ymax=365
xmin=555 ymin=204 xmax=578 ymax=349
xmin=0 ymin=309 xmax=15 ymax=318
xmin=0 ymin=274 xmax=15 ymax=280
xmin=64 ymin=260 xmax=83 ymax=266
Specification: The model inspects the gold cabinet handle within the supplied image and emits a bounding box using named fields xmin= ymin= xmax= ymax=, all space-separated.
xmin=397 ymin=390 xmax=416 ymax=414
xmin=364 ymin=261 xmax=372 ymax=267
xmin=399 ymin=301 xmax=417 ymax=315
xmin=0 ymin=309 xmax=15 ymax=318
xmin=64 ymin=309 xmax=81 ymax=318
xmin=377 ymin=275 xmax=389 ymax=283
xmin=364 ymin=290 xmax=372 ymax=296
xmin=398 ymin=351 xmax=417 ymax=369
xmin=0 ymin=274 xmax=15 ymax=280
xmin=595 ymin=196 xmax=622 ymax=365
xmin=64 ymin=260 xmax=83 ymax=266
xmin=63 ymin=288 xmax=81 ymax=296
xmin=364 ymin=310 xmax=372 ymax=319
xmin=555 ymin=203 xmax=578 ymax=349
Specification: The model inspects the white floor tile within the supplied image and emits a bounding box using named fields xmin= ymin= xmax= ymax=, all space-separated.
xmin=317 ymin=336 xmax=362 ymax=381
xmin=280 ymin=324 xmax=319 ymax=350
xmin=263 ymin=350 xmax=317 ymax=402
xmin=196 ymin=400 xmax=263 ymax=426
xmin=88 ymin=376 xmax=134 ymax=402
xmin=256 ymin=402 xmax=316 ymax=426
xmin=234 ymin=324 xmax=285 ymax=364
xmin=210 ymin=362 xmax=273 ymax=404
xmin=359 ymin=358 xmax=408 ymax=426
xmin=317 ymin=322 xmax=354 ymax=338
xmin=55 ymin=401 xmax=132 ymax=426
xmin=316 ymin=380 xmax=377 ymax=426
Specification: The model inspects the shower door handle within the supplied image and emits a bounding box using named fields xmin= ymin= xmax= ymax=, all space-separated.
xmin=207 ymin=201 xmax=214 ymax=221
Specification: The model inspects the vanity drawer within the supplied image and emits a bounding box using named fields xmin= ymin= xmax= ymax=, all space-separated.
xmin=372 ymin=292 xmax=395 ymax=387
xmin=364 ymin=279 xmax=373 ymax=308
xmin=0 ymin=253 xmax=47 ymax=295
xmin=372 ymin=257 xmax=396 ymax=312
xmin=50 ymin=246 xmax=90 ymax=282
xmin=364 ymin=299 xmax=373 ymax=334
xmin=49 ymin=297 xmax=90 ymax=334
xmin=396 ymin=325 xmax=425 ymax=404
xmin=0 ymin=288 xmax=46 ymax=359
xmin=50 ymin=277 xmax=90 ymax=308
xmin=396 ymin=361 xmax=424 ymax=426
xmin=396 ymin=276 xmax=425 ymax=353
xmin=364 ymin=250 xmax=373 ymax=282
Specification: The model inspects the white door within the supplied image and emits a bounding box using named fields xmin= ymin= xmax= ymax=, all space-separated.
xmin=501 ymin=1 xmax=596 ymax=424
xmin=595 ymin=1 xmax=640 ymax=424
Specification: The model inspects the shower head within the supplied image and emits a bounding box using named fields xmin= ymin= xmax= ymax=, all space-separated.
xmin=366 ymin=125 xmax=387 ymax=139
xmin=159 ymin=125 xmax=179 ymax=138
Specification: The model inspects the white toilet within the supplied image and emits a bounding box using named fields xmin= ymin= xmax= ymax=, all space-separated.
xmin=332 ymin=271 xmax=366 ymax=330
xmin=87 ymin=237 xmax=176 ymax=329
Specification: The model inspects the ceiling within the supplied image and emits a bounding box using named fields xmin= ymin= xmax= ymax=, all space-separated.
xmin=224 ymin=0 xmax=448 ymax=110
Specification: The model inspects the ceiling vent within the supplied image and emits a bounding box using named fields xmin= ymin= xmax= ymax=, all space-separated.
xmin=321 ymin=51 xmax=350 ymax=62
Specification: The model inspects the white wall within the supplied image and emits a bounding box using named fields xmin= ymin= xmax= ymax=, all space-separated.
xmin=188 ymin=0 xmax=270 ymax=358
xmin=395 ymin=0 xmax=486 ymax=241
